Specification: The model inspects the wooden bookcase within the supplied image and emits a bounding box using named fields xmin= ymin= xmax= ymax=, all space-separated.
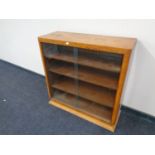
xmin=38 ymin=31 xmax=136 ymax=132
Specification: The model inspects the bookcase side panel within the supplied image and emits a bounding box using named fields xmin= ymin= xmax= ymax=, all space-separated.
xmin=111 ymin=52 xmax=131 ymax=124
xmin=38 ymin=41 xmax=53 ymax=98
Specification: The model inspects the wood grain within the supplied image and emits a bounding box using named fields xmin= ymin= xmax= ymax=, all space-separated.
xmin=39 ymin=31 xmax=137 ymax=53
xmin=38 ymin=31 xmax=136 ymax=132
xmin=112 ymin=52 xmax=131 ymax=124
xmin=52 ymin=77 xmax=115 ymax=108
xmin=38 ymin=41 xmax=52 ymax=98
xmin=48 ymin=52 xmax=121 ymax=73
xmin=49 ymin=61 xmax=118 ymax=90
xmin=49 ymin=99 xmax=118 ymax=132
xmin=53 ymin=90 xmax=112 ymax=122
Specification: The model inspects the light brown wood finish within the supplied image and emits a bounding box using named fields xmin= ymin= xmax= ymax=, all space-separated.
xmin=38 ymin=41 xmax=52 ymax=98
xmin=112 ymin=52 xmax=131 ymax=124
xmin=38 ymin=31 xmax=136 ymax=132
xmin=52 ymin=78 xmax=115 ymax=108
xmin=49 ymin=99 xmax=117 ymax=132
xmin=48 ymin=52 xmax=121 ymax=73
xmin=39 ymin=31 xmax=136 ymax=54
xmin=53 ymin=90 xmax=112 ymax=122
xmin=49 ymin=61 xmax=118 ymax=90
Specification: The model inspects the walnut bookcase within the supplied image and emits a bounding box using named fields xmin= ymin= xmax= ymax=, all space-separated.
xmin=38 ymin=31 xmax=136 ymax=132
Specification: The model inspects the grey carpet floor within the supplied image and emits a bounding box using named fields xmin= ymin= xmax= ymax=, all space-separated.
xmin=0 ymin=60 xmax=155 ymax=135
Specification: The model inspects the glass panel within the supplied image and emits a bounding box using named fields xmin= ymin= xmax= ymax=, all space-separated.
xmin=42 ymin=43 xmax=77 ymax=104
xmin=76 ymin=48 xmax=123 ymax=122
xmin=42 ymin=42 xmax=123 ymax=123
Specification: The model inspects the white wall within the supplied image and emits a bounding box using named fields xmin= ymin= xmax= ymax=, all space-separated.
xmin=0 ymin=19 xmax=155 ymax=117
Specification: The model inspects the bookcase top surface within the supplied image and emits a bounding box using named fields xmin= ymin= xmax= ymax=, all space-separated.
xmin=38 ymin=31 xmax=137 ymax=53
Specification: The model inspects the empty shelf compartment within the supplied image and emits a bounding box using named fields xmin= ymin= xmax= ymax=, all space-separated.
xmin=42 ymin=43 xmax=122 ymax=73
xmin=52 ymin=90 xmax=112 ymax=123
xmin=52 ymin=77 xmax=116 ymax=108
xmin=49 ymin=61 xmax=119 ymax=90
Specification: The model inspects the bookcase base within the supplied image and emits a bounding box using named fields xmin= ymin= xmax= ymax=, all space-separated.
xmin=49 ymin=99 xmax=120 ymax=132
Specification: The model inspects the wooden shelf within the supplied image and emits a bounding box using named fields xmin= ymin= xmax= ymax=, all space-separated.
xmin=52 ymin=77 xmax=115 ymax=108
xmin=49 ymin=61 xmax=118 ymax=90
xmin=52 ymin=90 xmax=112 ymax=122
xmin=48 ymin=52 xmax=121 ymax=73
